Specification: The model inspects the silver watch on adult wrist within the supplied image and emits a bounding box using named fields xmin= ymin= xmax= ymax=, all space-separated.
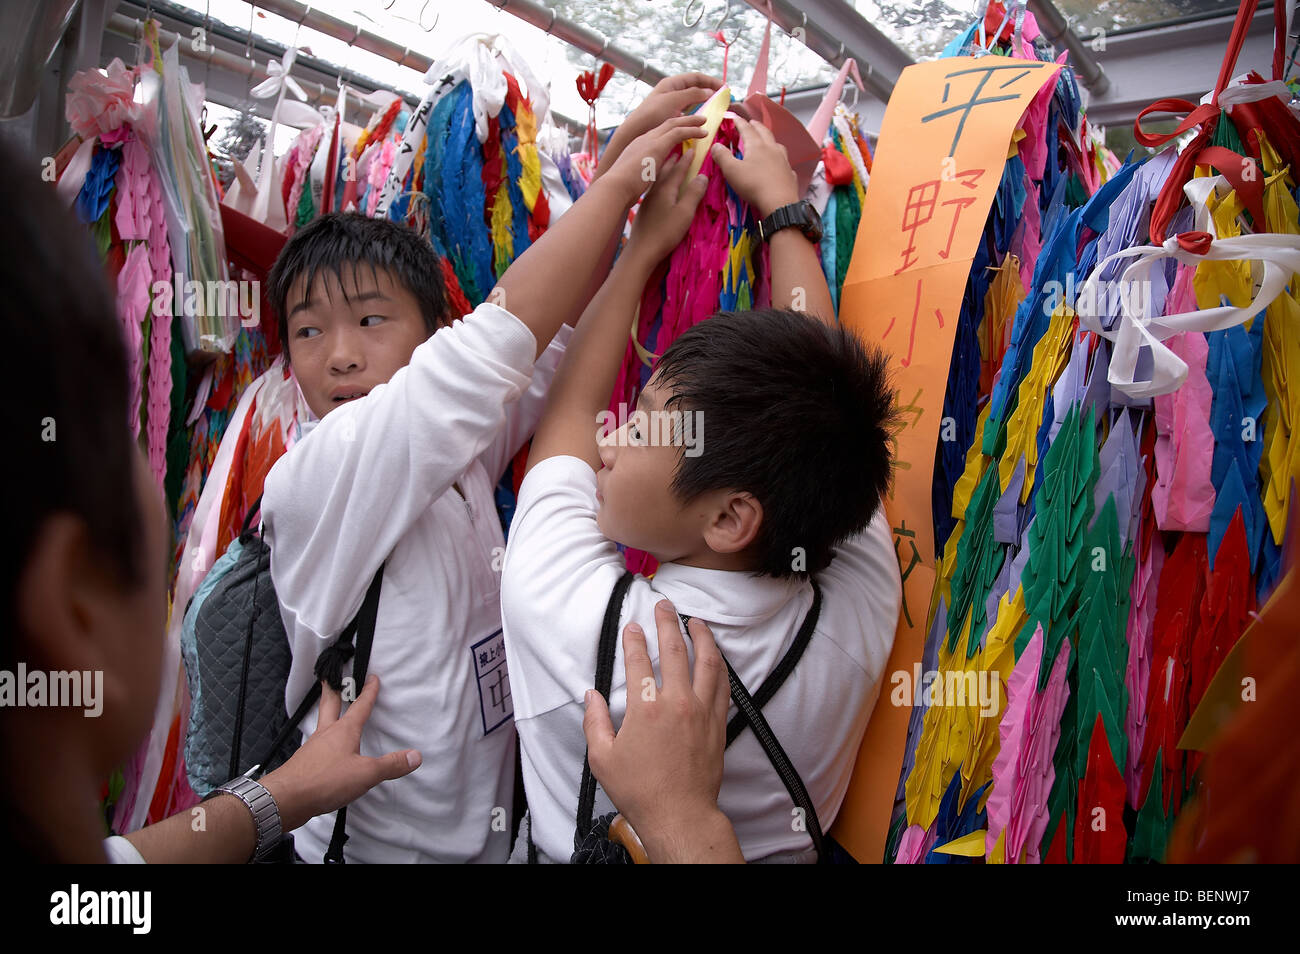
xmin=213 ymin=775 xmax=283 ymax=863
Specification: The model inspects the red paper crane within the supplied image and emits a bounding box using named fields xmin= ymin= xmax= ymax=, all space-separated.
xmin=576 ymin=63 xmax=615 ymax=157
xmin=1073 ymin=714 xmax=1128 ymax=863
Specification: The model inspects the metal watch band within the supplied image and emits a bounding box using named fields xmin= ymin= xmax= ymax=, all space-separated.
xmin=216 ymin=775 xmax=283 ymax=863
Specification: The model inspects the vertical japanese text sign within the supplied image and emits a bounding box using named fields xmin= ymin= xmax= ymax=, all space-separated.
xmin=831 ymin=55 xmax=1063 ymax=862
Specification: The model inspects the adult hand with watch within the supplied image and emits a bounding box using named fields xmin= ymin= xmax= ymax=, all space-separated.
xmin=121 ymin=675 xmax=420 ymax=864
xmin=710 ymin=117 xmax=836 ymax=325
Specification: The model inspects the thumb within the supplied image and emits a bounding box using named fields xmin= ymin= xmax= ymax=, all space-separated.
xmin=679 ymin=173 xmax=709 ymax=212
xmin=710 ymin=142 xmax=739 ymax=177
xmin=582 ymin=688 xmax=616 ymax=758
xmin=373 ymin=748 xmax=422 ymax=782
xmin=712 ymin=141 xmax=743 ymax=170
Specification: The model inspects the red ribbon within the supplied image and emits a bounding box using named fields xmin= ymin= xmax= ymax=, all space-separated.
xmin=1175 ymin=230 xmax=1214 ymax=255
xmin=1131 ymin=0 xmax=1285 ymax=242
xmin=822 ymin=143 xmax=854 ymax=186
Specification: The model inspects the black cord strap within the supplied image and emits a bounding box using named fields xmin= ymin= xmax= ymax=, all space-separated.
xmin=323 ymin=565 xmax=386 ymax=864
xmin=721 ymin=651 xmax=826 ymax=860
xmin=724 ymin=582 xmax=822 ymax=747
xmin=574 ymin=570 xmax=636 ymax=846
xmin=574 ymin=574 xmax=824 ymax=861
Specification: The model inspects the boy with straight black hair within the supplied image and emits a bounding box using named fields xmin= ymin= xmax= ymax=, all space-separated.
xmin=269 ymin=211 xmax=453 ymax=350
xmin=259 ymin=105 xmax=712 ymax=862
xmin=501 ymin=116 xmax=903 ymax=862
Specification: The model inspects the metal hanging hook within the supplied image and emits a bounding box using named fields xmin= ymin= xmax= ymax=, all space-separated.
xmin=337 ymin=19 xmax=358 ymax=88
xmin=683 ymin=0 xmax=740 ymax=44
xmin=714 ymin=0 xmax=741 ymax=46
xmin=244 ymin=2 xmax=257 ymax=103
xmin=384 ymin=0 xmax=439 ymax=34
xmin=201 ymin=0 xmax=212 ymax=90
xmin=418 ymin=0 xmax=439 ymax=31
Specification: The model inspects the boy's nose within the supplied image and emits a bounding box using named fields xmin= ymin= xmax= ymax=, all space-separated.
xmin=328 ymin=328 xmax=364 ymax=373
xmin=597 ymin=433 xmax=618 ymax=469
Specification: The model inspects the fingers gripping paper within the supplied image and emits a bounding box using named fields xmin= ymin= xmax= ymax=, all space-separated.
xmin=831 ymin=56 xmax=1062 ymax=862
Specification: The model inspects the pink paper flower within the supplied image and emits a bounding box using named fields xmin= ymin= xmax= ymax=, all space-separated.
xmin=66 ymin=58 xmax=138 ymax=140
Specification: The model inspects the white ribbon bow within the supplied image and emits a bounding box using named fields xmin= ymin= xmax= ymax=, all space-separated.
xmin=251 ymin=47 xmax=308 ymax=102
xmin=1077 ymin=230 xmax=1300 ymax=398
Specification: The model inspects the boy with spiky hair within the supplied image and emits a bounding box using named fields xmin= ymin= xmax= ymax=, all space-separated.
xmin=501 ymin=117 xmax=902 ymax=862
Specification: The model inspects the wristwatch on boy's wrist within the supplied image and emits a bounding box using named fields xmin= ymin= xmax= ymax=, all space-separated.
xmin=756 ymin=200 xmax=823 ymax=244
xmin=208 ymin=774 xmax=283 ymax=863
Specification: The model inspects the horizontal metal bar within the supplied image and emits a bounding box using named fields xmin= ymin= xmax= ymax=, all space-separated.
xmin=251 ymin=0 xmax=667 ymax=87
xmin=1028 ymin=0 xmax=1110 ymax=95
xmin=111 ymin=0 xmax=586 ymax=136
xmin=483 ymin=0 xmax=667 ymax=85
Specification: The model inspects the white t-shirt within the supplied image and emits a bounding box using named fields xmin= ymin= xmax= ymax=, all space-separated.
xmin=501 ymin=455 xmax=901 ymax=863
xmin=104 ymin=835 xmax=145 ymax=863
xmin=263 ymin=302 xmax=570 ymax=863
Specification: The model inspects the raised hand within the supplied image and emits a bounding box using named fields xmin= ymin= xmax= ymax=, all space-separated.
xmin=624 ymin=150 xmax=709 ymax=267
xmin=709 ymin=116 xmax=800 ymax=218
xmin=597 ymin=72 xmax=723 ymax=178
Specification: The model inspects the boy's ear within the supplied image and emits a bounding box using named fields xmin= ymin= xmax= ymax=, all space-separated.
xmin=703 ymin=491 xmax=763 ymax=555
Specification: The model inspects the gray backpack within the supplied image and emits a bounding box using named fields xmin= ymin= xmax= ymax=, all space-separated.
xmin=180 ymin=495 xmax=384 ymax=862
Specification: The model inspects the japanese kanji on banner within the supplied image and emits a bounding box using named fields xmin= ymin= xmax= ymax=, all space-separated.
xmin=832 ymin=55 xmax=1063 ymax=862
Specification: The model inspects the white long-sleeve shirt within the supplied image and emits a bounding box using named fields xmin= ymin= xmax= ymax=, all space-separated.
xmin=263 ymin=301 xmax=570 ymax=863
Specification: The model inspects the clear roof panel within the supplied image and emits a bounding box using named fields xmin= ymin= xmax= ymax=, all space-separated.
xmin=168 ymin=0 xmax=1251 ymax=120
xmin=168 ymin=0 xmax=838 ymax=126
xmin=849 ymin=0 xmax=1246 ymax=61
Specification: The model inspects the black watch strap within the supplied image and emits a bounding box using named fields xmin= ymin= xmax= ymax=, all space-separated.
xmin=757 ymin=201 xmax=821 ymax=244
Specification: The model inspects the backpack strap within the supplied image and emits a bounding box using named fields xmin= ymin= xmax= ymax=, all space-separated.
xmin=240 ymin=493 xmax=264 ymax=537
xmin=322 ymin=565 xmax=385 ymax=864
xmin=243 ymin=566 xmax=385 ymax=775
xmin=694 ymin=579 xmax=825 ymax=861
xmin=720 ymin=644 xmax=826 ymax=861
xmin=232 ymin=492 xmax=387 ymax=864
xmin=572 ymin=569 xmax=637 ymax=847
xmin=724 ymin=581 xmax=822 ymax=746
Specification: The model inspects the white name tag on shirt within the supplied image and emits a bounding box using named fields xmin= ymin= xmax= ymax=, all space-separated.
xmin=471 ymin=629 xmax=513 ymax=734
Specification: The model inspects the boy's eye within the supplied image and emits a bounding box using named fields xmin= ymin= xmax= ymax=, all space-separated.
xmin=361 ymin=314 xmax=386 ymax=327
xmin=295 ymin=326 xmax=320 ymax=339
xmin=629 ymin=425 xmax=642 ymax=444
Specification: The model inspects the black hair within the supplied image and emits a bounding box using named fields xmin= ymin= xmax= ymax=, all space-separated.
xmin=651 ymin=308 xmax=898 ymax=579
xmin=267 ymin=211 xmax=451 ymax=354
xmin=1 ymin=137 xmax=144 ymax=669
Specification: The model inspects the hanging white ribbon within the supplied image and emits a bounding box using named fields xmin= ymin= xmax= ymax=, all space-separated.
xmin=56 ymin=136 xmax=98 ymax=207
xmin=1077 ymin=230 xmax=1300 ymax=398
xmin=1203 ymin=71 xmax=1296 ymax=109
xmin=374 ymin=72 xmax=459 ymax=219
xmin=247 ymin=47 xmax=311 ymax=223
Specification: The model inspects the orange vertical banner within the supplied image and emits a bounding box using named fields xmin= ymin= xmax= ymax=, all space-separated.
xmin=831 ymin=55 xmax=1063 ymax=862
